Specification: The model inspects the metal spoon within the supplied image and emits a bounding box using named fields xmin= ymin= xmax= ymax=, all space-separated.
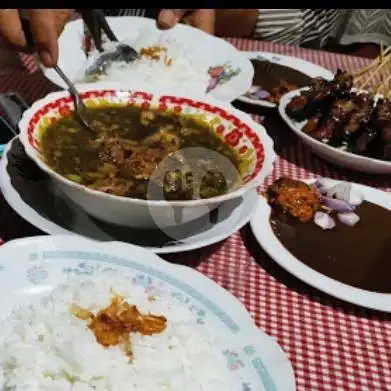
xmin=52 ymin=65 xmax=95 ymax=134
xmin=84 ymin=43 xmax=140 ymax=78
xmin=81 ymin=9 xmax=139 ymax=78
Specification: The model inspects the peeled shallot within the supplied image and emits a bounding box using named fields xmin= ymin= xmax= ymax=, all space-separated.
xmin=314 ymin=211 xmax=336 ymax=230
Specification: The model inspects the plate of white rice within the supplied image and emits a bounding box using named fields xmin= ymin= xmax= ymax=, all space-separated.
xmin=0 ymin=235 xmax=295 ymax=391
xmin=42 ymin=16 xmax=254 ymax=102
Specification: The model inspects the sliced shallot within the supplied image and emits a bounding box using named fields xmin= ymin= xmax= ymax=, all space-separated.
xmin=314 ymin=211 xmax=335 ymax=230
xmin=314 ymin=178 xmax=334 ymax=195
xmin=337 ymin=212 xmax=360 ymax=227
xmin=326 ymin=182 xmax=352 ymax=202
xmin=348 ymin=191 xmax=364 ymax=206
xmin=248 ymin=86 xmax=260 ymax=94
xmin=322 ymin=196 xmax=355 ymax=213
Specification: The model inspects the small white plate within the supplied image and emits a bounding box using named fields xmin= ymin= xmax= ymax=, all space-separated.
xmin=237 ymin=52 xmax=334 ymax=108
xmin=250 ymin=178 xmax=391 ymax=312
xmin=42 ymin=16 xmax=253 ymax=103
xmin=0 ymin=138 xmax=256 ymax=254
xmin=0 ymin=235 xmax=296 ymax=391
xmin=279 ymin=88 xmax=391 ymax=174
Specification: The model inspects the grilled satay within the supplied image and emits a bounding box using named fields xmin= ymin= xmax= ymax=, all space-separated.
xmin=302 ymin=114 xmax=322 ymax=134
xmin=308 ymin=98 xmax=357 ymax=142
xmin=303 ymin=93 xmax=375 ymax=147
xmin=285 ymin=77 xmax=329 ymax=121
xmin=354 ymin=128 xmax=378 ymax=155
xmin=286 ymin=70 xmax=353 ymax=121
xmin=343 ymin=94 xmax=377 ymax=155
xmin=330 ymin=94 xmax=375 ymax=146
xmin=371 ymin=99 xmax=391 ymax=160
xmin=330 ymin=69 xmax=354 ymax=96
xmin=344 ymin=93 xmax=374 ymax=135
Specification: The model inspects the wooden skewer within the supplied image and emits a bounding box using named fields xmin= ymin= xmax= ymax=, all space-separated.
xmin=378 ymin=75 xmax=391 ymax=96
xmin=359 ymin=56 xmax=391 ymax=89
xmin=349 ymin=42 xmax=391 ymax=97
xmin=353 ymin=45 xmax=391 ymax=78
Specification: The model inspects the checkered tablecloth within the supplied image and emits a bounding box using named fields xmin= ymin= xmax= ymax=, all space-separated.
xmin=0 ymin=38 xmax=390 ymax=391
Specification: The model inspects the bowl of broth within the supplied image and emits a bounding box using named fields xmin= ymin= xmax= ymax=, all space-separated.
xmin=19 ymin=82 xmax=275 ymax=228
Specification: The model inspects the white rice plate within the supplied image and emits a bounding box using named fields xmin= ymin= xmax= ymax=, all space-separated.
xmin=77 ymin=27 xmax=209 ymax=95
xmin=0 ymin=272 xmax=238 ymax=390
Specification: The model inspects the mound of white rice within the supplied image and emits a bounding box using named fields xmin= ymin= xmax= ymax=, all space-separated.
xmin=0 ymin=273 xmax=237 ymax=390
xmin=77 ymin=27 xmax=209 ymax=95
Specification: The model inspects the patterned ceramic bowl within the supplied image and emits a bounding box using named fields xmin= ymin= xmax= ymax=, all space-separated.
xmin=19 ymin=82 xmax=275 ymax=229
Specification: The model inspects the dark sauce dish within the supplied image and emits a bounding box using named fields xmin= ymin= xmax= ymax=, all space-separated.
xmin=239 ymin=59 xmax=311 ymax=108
xmin=250 ymin=177 xmax=391 ymax=312
xmin=238 ymin=53 xmax=333 ymax=108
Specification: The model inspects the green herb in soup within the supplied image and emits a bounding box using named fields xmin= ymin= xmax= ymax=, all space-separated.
xmin=41 ymin=105 xmax=243 ymax=200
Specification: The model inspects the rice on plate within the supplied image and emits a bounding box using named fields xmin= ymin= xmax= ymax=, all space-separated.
xmin=42 ymin=17 xmax=254 ymax=102
xmin=0 ymin=272 xmax=240 ymax=391
xmin=75 ymin=27 xmax=210 ymax=95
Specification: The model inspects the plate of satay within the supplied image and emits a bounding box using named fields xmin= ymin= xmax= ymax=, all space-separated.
xmin=279 ymin=45 xmax=391 ymax=173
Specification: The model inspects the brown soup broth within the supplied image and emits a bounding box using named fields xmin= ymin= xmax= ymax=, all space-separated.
xmin=270 ymin=201 xmax=391 ymax=293
xmin=41 ymin=105 xmax=242 ymax=200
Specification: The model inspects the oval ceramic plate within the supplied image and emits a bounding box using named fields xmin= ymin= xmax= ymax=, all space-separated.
xmin=0 ymin=235 xmax=295 ymax=391
xmin=279 ymin=88 xmax=391 ymax=174
xmin=0 ymin=138 xmax=257 ymax=254
xmin=250 ymin=178 xmax=391 ymax=312
xmin=237 ymin=52 xmax=333 ymax=108
xmin=42 ymin=16 xmax=253 ymax=103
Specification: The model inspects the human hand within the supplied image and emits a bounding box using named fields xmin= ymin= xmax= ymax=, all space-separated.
xmin=157 ymin=9 xmax=215 ymax=34
xmin=0 ymin=9 xmax=73 ymax=67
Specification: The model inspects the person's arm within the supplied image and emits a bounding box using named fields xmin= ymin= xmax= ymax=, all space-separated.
xmin=214 ymin=9 xmax=258 ymax=38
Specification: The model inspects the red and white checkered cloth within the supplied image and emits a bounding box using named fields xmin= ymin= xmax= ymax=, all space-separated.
xmin=0 ymin=39 xmax=390 ymax=391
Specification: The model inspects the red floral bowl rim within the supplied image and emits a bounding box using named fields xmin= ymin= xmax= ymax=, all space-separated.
xmin=19 ymin=82 xmax=276 ymax=207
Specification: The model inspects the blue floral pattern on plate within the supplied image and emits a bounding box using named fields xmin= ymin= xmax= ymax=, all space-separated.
xmin=26 ymin=264 xmax=48 ymax=285
xmin=63 ymin=261 xmax=114 ymax=276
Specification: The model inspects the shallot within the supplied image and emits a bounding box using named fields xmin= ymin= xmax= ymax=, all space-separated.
xmin=255 ymin=90 xmax=271 ymax=99
xmin=337 ymin=212 xmax=360 ymax=226
xmin=311 ymin=178 xmax=365 ymax=229
xmin=248 ymin=86 xmax=271 ymax=100
xmin=348 ymin=191 xmax=364 ymax=206
xmin=314 ymin=211 xmax=336 ymax=230
xmin=322 ymin=196 xmax=355 ymax=213
xmin=326 ymin=182 xmax=352 ymax=202
xmin=314 ymin=178 xmax=334 ymax=194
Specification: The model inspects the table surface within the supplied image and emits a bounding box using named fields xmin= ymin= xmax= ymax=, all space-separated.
xmin=0 ymin=38 xmax=390 ymax=391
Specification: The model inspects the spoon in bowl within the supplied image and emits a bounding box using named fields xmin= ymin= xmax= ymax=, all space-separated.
xmin=52 ymin=65 xmax=96 ymax=135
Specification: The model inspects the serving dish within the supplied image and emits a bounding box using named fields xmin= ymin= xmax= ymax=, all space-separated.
xmin=0 ymin=235 xmax=295 ymax=390
xmin=237 ymin=51 xmax=333 ymax=108
xmin=0 ymin=137 xmax=258 ymax=253
xmin=250 ymin=177 xmax=391 ymax=312
xmin=42 ymin=16 xmax=254 ymax=103
xmin=19 ymin=82 xmax=276 ymax=229
xmin=279 ymin=87 xmax=391 ymax=174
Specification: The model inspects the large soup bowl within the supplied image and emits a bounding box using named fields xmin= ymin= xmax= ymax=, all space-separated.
xmin=19 ymin=82 xmax=276 ymax=229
